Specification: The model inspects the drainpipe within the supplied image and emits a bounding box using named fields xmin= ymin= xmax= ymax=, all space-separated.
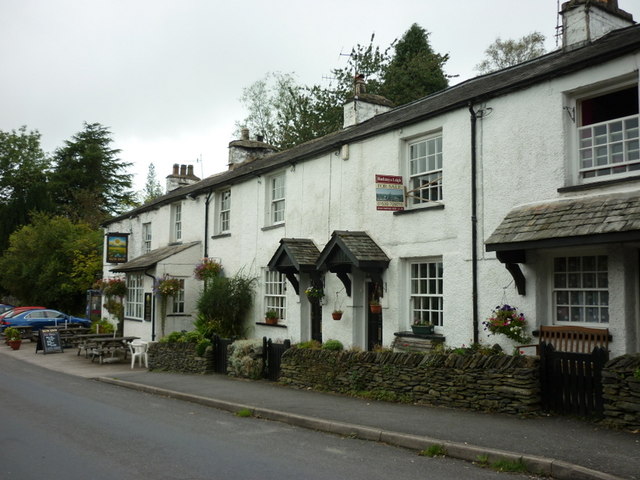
xmin=469 ymin=103 xmax=480 ymax=344
xmin=145 ymin=271 xmax=157 ymax=341
xmin=204 ymin=190 xmax=213 ymax=257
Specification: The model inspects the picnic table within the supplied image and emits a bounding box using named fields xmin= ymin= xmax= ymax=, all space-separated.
xmin=86 ymin=336 xmax=140 ymax=364
xmin=76 ymin=333 xmax=120 ymax=357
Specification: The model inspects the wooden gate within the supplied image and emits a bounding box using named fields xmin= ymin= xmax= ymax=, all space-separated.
xmin=262 ymin=337 xmax=291 ymax=381
xmin=212 ymin=334 xmax=233 ymax=374
xmin=539 ymin=342 xmax=609 ymax=416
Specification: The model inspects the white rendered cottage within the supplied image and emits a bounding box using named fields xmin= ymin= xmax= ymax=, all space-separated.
xmin=102 ymin=0 xmax=640 ymax=357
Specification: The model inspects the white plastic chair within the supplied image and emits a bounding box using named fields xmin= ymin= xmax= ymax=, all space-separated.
xmin=128 ymin=340 xmax=148 ymax=369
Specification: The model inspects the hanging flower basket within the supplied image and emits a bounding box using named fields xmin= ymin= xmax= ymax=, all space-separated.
xmin=304 ymin=287 xmax=324 ymax=302
xmin=369 ymin=302 xmax=382 ymax=314
xmin=332 ymin=310 xmax=343 ymax=320
xmin=482 ymin=304 xmax=530 ymax=344
xmin=194 ymin=258 xmax=222 ymax=281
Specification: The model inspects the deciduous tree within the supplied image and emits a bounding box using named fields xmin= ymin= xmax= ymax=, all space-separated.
xmin=475 ymin=32 xmax=546 ymax=74
xmin=0 ymin=213 xmax=102 ymax=312
xmin=0 ymin=126 xmax=52 ymax=253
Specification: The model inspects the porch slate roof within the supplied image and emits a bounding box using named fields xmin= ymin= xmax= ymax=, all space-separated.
xmin=111 ymin=241 xmax=200 ymax=272
xmin=268 ymin=238 xmax=321 ymax=273
xmin=485 ymin=193 xmax=640 ymax=252
xmin=316 ymin=231 xmax=390 ymax=271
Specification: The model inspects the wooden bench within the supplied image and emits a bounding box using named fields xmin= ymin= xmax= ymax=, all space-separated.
xmin=522 ymin=325 xmax=610 ymax=354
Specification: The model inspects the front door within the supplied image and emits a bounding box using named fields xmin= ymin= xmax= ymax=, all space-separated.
xmin=311 ymin=300 xmax=322 ymax=343
xmin=367 ymin=282 xmax=382 ymax=350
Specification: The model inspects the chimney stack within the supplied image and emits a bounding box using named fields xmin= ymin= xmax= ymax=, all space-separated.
xmin=343 ymin=74 xmax=394 ymax=128
xmin=228 ymin=129 xmax=276 ymax=169
xmin=166 ymin=163 xmax=201 ymax=192
xmin=560 ymin=0 xmax=634 ymax=50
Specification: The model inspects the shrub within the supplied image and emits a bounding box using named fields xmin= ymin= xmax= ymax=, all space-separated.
xmin=91 ymin=319 xmax=115 ymax=334
xmin=322 ymin=339 xmax=344 ymax=351
xmin=295 ymin=340 xmax=322 ymax=350
xmin=196 ymin=271 xmax=256 ymax=338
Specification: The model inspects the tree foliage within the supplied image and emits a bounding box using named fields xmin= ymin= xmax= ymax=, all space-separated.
xmin=382 ymin=24 xmax=449 ymax=105
xmin=49 ymin=122 xmax=135 ymax=227
xmin=237 ymin=24 xmax=449 ymax=150
xmin=0 ymin=213 xmax=102 ymax=313
xmin=475 ymin=32 xmax=546 ymax=74
xmin=0 ymin=126 xmax=53 ymax=253
xmin=142 ymin=162 xmax=164 ymax=203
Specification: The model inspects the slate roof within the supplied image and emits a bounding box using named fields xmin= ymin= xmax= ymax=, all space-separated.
xmin=317 ymin=231 xmax=390 ymax=270
xmin=103 ymin=24 xmax=640 ymax=227
xmin=111 ymin=241 xmax=200 ymax=272
xmin=268 ymin=238 xmax=321 ymax=272
xmin=485 ymin=193 xmax=640 ymax=251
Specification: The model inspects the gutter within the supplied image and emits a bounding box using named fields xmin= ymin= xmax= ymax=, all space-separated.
xmin=204 ymin=190 xmax=213 ymax=257
xmin=469 ymin=103 xmax=480 ymax=345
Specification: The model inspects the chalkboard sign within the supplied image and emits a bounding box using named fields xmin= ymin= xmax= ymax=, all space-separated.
xmin=37 ymin=328 xmax=64 ymax=354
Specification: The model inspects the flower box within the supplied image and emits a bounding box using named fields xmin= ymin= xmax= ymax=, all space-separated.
xmin=411 ymin=324 xmax=434 ymax=335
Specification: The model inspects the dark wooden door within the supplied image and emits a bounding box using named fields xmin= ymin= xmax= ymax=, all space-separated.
xmin=367 ymin=283 xmax=382 ymax=350
xmin=311 ymin=300 xmax=322 ymax=343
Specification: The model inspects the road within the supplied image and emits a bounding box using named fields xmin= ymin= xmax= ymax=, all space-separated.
xmin=0 ymin=356 xmax=536 ymax=479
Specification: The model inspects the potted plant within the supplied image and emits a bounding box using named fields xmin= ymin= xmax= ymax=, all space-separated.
xmin=411 ymin=320 xmax=434 ymax=335
xmin=4 ymin=327 xmax=22 ymax=350
xmin=332 ymin=309 xmax=343 ymax=320
xmin=369 ymin=299 xmax=382 ymax=314
xmin=265 ymin=309 xmax=279 ymax=325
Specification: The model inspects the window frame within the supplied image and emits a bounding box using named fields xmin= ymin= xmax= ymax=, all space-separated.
xmin=408 ymin=259 xmax=444 ymax=327
xmin=268 ymin=172 xmax=286 ymax=226
xmin=125 ymin=273 xmax=144 ymax=320
xmin=570 ymin=80 xmax=639 ymax=184
xmin=551 ymin=254 xmax=609 ymax=325
xmin=171 ymin=278 xmax=185 ymax=314
xmin=264 ymin=269 xmax=286 ymax=322
xmin=142 ymin=222 xmax=152 ymax=254
xmin=171 ymin=202 xmax=182 ymax=242
xmin=216 ymin=189 xmax=231 ymax=234
xmin=406 ymin=132 xmax=443 ymax=207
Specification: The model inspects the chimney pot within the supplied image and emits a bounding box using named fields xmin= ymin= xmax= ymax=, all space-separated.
xmin=172 ymin=163 xmax=179 ymax=175
xmin=187 ymin=165 xmax=194 ymax=176
xmin=241 ymin=128 xmax=250 ymax=141
xmin=180 ymin=164 xmax=187 ymax=176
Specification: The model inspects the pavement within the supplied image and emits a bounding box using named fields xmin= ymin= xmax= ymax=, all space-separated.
xmin=1 ymin=341 xmax=639 ymax=480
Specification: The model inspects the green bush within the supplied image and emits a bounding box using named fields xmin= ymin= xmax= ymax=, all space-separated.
xmin=91 ymin=319 xmax=115 ymax=334
xmin=322 ymin=339 xmax=344 ymax=351
xmin=196 ymin=271 xmax=256 ymax=338
xmin=296 ymin=340 xmax=322 ymax=349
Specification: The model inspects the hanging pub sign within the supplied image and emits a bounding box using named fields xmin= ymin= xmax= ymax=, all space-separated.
xmin=375 ymin=174 xmax=405 ymax=211
xmin=106 ymin=233 xmax=129 ymax=264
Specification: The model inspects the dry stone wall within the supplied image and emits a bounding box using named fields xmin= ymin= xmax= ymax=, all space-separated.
xmin=602 ymin=354 xmax=640 ymax=431
xmin=279 ymin=349 xmax=540 ymax=415
xmin=148 ymin=342 xmax=213 ymax=374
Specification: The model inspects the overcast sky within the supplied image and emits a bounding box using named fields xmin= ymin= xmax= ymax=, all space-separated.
xmin=2 ymin=0 xmax=639 ymax=191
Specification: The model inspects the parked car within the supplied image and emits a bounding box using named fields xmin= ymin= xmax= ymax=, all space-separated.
xmin=0 ymin=309 xmax=90 ymax=332
xmin=0 ymin=306 xmax=45 ymax=322
xmin=0 ymin=304 xmax=14 ymax=315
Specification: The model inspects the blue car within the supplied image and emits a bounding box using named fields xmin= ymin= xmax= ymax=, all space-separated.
xmin=0 ymin=309 xmax=91 ymax=333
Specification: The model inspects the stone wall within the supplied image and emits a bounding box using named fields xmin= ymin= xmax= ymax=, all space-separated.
xmin=602 ymin=353 xmax=640 ymax=431
xmin=279 ymin=349 xmax=540 ymax=415
xmin=148 ymin=342 xmax=214 ymax=374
